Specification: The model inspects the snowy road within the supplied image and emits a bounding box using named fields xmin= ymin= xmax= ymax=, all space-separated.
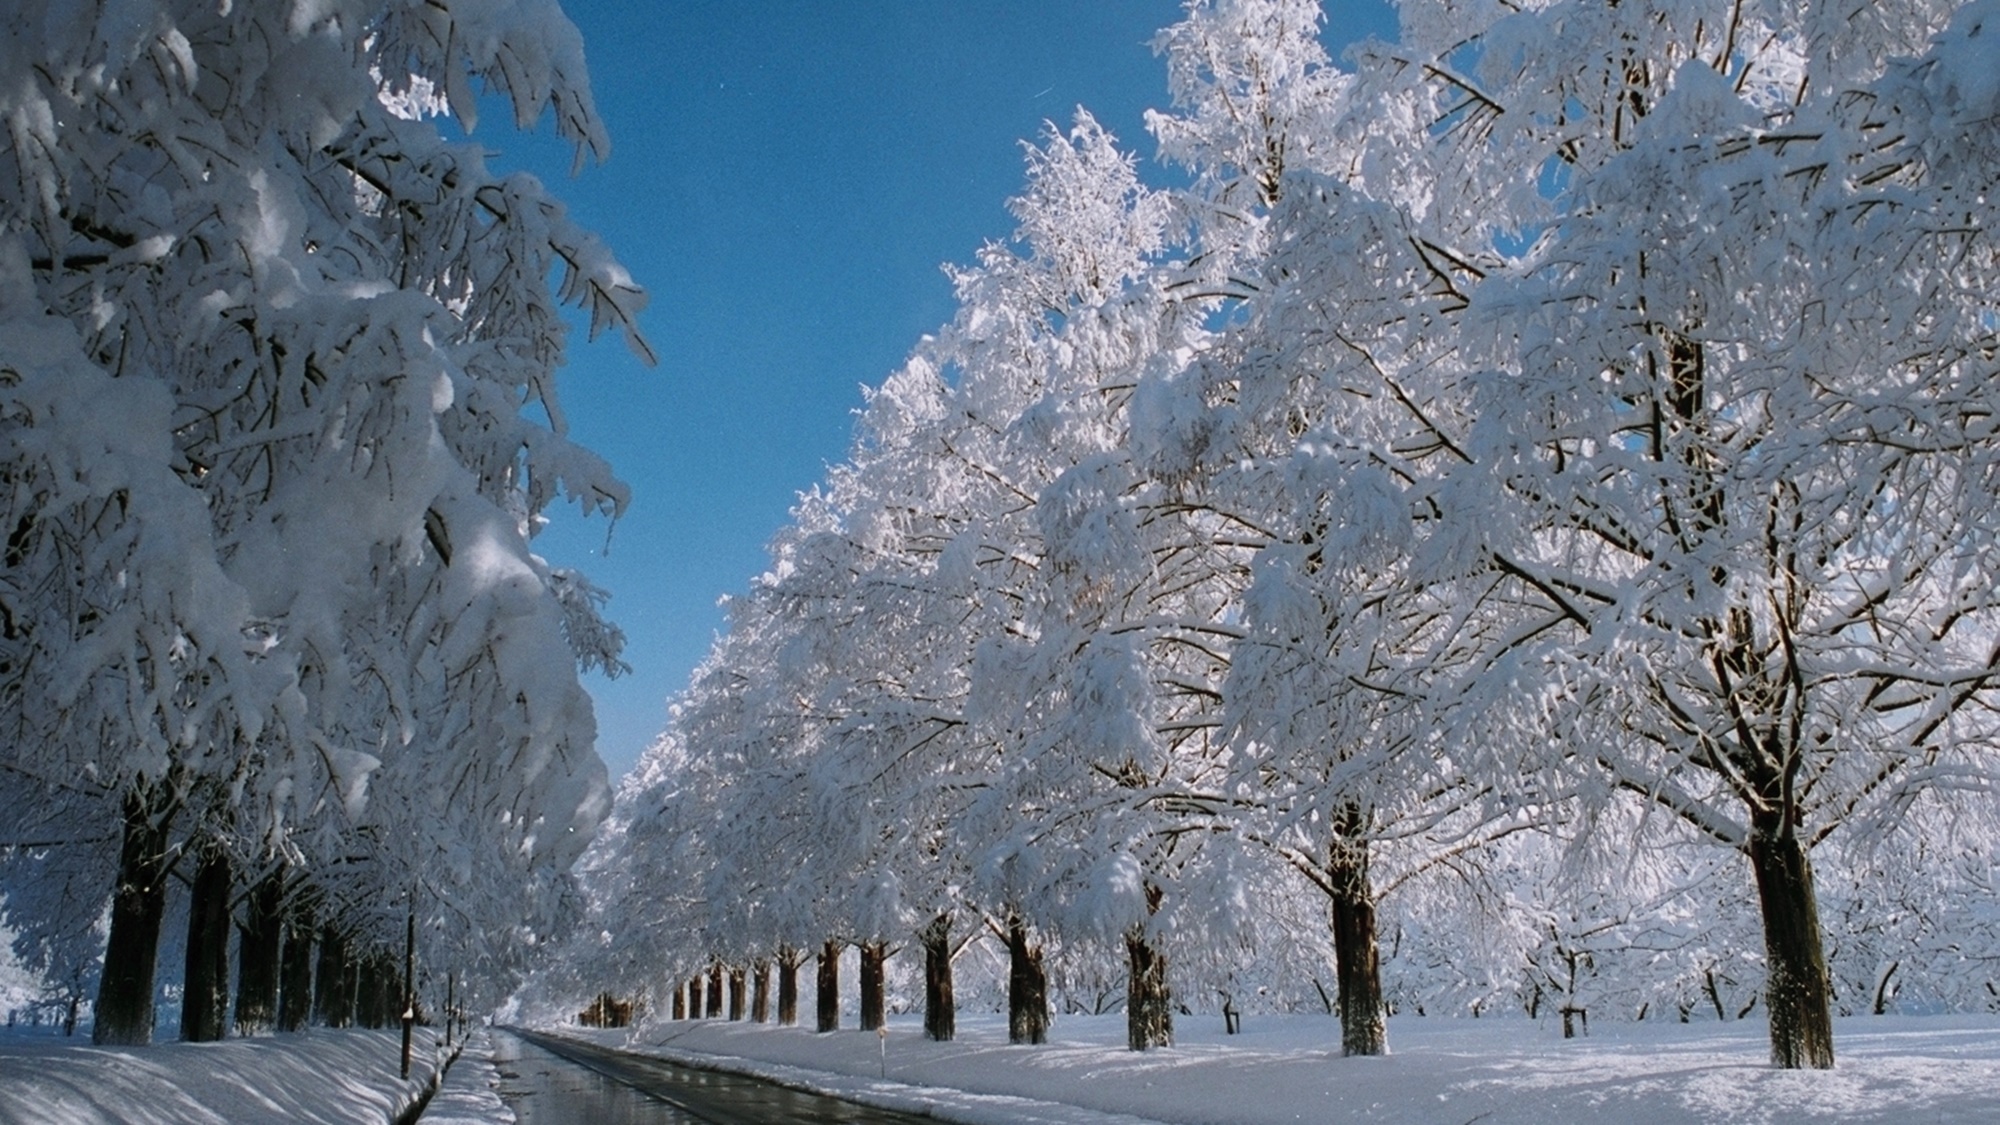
xmin=492 ymin=1028 xmax=938 ymax=1124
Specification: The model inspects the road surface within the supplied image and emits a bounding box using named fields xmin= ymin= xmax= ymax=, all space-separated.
xmin=490 ymin=1027 xmax=938 ymax=1124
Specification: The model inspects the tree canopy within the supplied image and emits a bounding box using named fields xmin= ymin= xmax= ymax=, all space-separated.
xmin=579 ymin=0 xmax=1999 ymax=1071
xmin=0 ymin=0 xmax=646 ymax=1041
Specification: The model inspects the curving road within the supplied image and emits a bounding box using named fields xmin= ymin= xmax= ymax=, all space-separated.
xmin=490 ymin=1027 xmax=938 ymax=1124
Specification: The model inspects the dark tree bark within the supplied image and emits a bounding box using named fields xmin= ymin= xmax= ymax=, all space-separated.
xmin=671 ymin=982 xmax=686 ymax=1020
xmin=1006 ymin=915 xmax=1048 ymax=1045
xmin=816 ymin=940 xmax=841 ymax=1033
xmin=233 ymin=868 xmax=284 ymax=1036
xmin=687 ymin=977 xmax=704 ymax=1018
xmin=1125 ymin=883 xmax=1171 ymax=1051
xmin=376 ymin=952 xmax=399 ymax=1028
xmin=180 ymin=844 xmax=232 ymax=1042
xmin=368 ymin=952 xmax=391 ymax=1028
xmin=277 ymin=898 xmax=314 ymax=1032
xmin=921 ymin=914 xmax=954 ymax=1042
xmin=355 ymin=953 xmax=382 ymax=1028
xmin=751 ymin=959 xmax=771 ymax=1023
xmin=1329 ymin=804 xmax=1386 ymax=1057
xmin=727 ymin=965 xmax=746 ymax=1021
xmin=93 ymin=787 xmax=174 ymax=1046
xmin=314 ymin=927 xmax=352 ymax=1028
xmin=706 ymin=962 xmax=724 ymax=1019
xmin=858 ymin=942 xmax=887 ymax=1032
xmin=354 ymin=955 xmax=375 ymax=1028
xmin=777 ymin=945 xmax=801 ymax=1026
xmin=1749 ymin=811 xmax=1835 ymax=1069
xmin=400 ymin=909 xmax=415 ymax=1079
xmin=1125 ymin=929 xmax=1172 ymax=1051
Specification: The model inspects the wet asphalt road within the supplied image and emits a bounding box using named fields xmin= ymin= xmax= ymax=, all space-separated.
xmin=491 ymin=1027 xmax=938 ymax=1124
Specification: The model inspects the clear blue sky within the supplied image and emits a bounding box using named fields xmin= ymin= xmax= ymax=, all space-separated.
xmin=506 ymin=2 xmax=1398 ymax=780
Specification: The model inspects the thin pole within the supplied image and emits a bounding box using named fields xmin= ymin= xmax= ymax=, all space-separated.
xmin=399 ymin=896 xmax=415 ymax=1079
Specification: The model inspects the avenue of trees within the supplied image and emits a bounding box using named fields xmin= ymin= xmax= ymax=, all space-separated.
xmin=0 ymin=0 xmax=644 ymax=1043
xmin=555 ymin=0 xmax=2000 ymax=1072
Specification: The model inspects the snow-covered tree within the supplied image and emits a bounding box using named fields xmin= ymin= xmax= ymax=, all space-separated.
xmin=1188 ymin=0 xmax=2000 ymax=1070
xmin=0 ymin=0 xmax=642 ymax=1043
xmin=1425 ymin=0 xmax=1996 ymax=1070
xmin=571 ymin=0 xmax=2000 ymax=1078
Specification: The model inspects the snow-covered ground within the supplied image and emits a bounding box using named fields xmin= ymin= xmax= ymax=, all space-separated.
xmin=0 ymin=1025 xmax=457 ymax=1125
xmin=417 ymin=1031 xmax=514 ymax=1125
xmin=549 ymin=1011 xmax=2000 ymax=1125
xmin=4 ymin=1012 xmax=1993 ymax=1123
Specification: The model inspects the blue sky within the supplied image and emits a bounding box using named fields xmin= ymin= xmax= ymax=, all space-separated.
xmin=506 ymin=1 xmax=1398 ymax=780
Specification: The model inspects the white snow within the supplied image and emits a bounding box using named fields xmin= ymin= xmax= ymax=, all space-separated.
xmin=417 ymin=1031 xmax=516 ymax=1125
xmin=546 ymin=1012 xmax=2000 ymax=1125
xmin=3 ymin=1012 xmax=1994 ymax=1123
xmin=0 ymin=1026 xmax=455 ymax=1125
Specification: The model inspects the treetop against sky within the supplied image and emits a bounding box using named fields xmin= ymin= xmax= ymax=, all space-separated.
xmin=515 ymin=0 xmax=1399 ymax=780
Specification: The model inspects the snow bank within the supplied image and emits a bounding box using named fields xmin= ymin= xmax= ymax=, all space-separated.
xmin=546 ymin=1011 xmax=2000 ymax=1125
xmin=417 ymin=1031 xmax=514 ymax=1125
xmin=0 ymin=1027 xmax=451 ymax=1125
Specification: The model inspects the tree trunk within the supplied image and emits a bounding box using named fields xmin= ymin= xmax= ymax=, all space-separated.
xmin=921 ymin=914 xmax=954 ymax=1042
xmin=369 ymin=952 xmax=392 ymax=1028
xmin=1872 ymin=961 xmax=1900 ymax=1016
xmin=751 ymin=959 xmax=771 ymax=1023
xmin=277 ymin=899 xmax=314 ymax=1032
xmin=727 ymin=966 xmax=746 ymax=1020
xmin=378 ymin=952 xmax=399 ymax=1027
xmin=314 ymin=927 xmax=352 ymax=1028
xmin=180 ymin=844 xmax=232 ymax=1042
xmin=777 ymin=946 xmax=800 ymax=1026
xmin=816 ymin=940 xmax=841 ymax=1033
xmin=94 ymin=788 xmax=173 ymax=1046
xmin=706 ymin=962 xmax=725 ymax=1019
xmin=401 ymin=909 xmax=415 ymax=1080
xmin=233 ymin=868 xmax=284 ymax=1036
xmin=858 ymin=942 xmax=887 ymax=1032
xmin=1329 ymin=805 xmax=1386 ymax=1057
xmin=671 ymin=982 xmax=686 ymax=1020
xmin=1007 ymin=915 xmax=1048 ymax=1045
xmin=1748 ymin=813 xmax=1835 ymax=1069
xmin=687 ymin=977 xmax=704 ymax=1018
xmin=1125 ymin=928 xmax=1172 ymax=1050
xmin=360 ymin=954 xmax=381 ymax=1028
xmin=355 ymin=953 xmax=381 ymax=1028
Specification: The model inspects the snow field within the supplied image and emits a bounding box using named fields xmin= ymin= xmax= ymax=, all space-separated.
xmin=0 ymin=1026 xmax=455 ymax=1125
xmin=549 ymin=1011 xmax=2000 ymax=1125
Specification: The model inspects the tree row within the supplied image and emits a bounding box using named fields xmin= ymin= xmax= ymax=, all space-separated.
xmin=0 ymin=0 xmax=644 ymax=1044
xmin=564 ymin=0 xmax=2000 ymax=1071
